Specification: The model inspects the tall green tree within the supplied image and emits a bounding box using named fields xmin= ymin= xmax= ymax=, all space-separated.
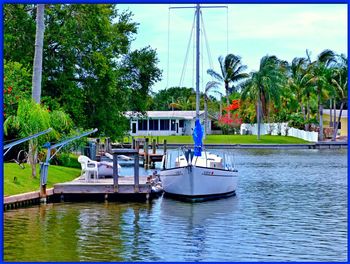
xmin=121 ymin=46 xmax=162 ymax=112
xmin=4 ymin=4 xmax=163 ymax=140
xmin=4 ymin=4 xmax=36 ymax=65
xmin=241 ymin=55 xmax=285 ymax=140
xmin=207 ymin=54 xmax=249 ymax=107
xmin=41 ymin=4 xmax=139 ymax=138
xmin=151 ymin=87 xmax=195 ymax=110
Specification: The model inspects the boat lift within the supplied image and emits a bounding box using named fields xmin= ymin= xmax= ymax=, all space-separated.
xmin=39 ymin=128 xmax=98 ymax=198
xmin=3 ymin=128 xmax=53 ymax=156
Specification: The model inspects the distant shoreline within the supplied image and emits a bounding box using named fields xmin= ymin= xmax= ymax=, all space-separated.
xmin=115 ymin=141 xmax=348 ymax=149
xmin=163 ymin=142 xmax=348 ymax=149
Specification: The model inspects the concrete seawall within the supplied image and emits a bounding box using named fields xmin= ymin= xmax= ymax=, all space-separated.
xmin=4 ymin=188 xmax=54 ymax=210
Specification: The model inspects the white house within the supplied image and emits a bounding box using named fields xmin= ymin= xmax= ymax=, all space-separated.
xmin=125 ymin=111 xmax=213 ymax=136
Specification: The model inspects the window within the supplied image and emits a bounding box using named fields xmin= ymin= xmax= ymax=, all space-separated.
xmin=149 ymin=119 xmax=159 ymax=130
xmin=138 ymin=120 xmax=148 ymax=131
xmin=179 ymin=120 xmax=184 ymax=128
xmin=171 ymin=120 xmax=176 ymax=131
xmin=160 ymin=120 xmax=170 ymax=130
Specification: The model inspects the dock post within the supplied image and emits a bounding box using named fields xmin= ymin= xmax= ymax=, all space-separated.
xmin=113 ymin=152 xmax=119 ymax=192
xmin=163 ymin=139 xmax=167 ymax=155
xmin=152 ymin=139 xmax=156 ymax=154
xmin=135 ymin=140 xmax=140 ymax=152
xmin=106 ymin=137 xmax=111 ymax=152
xmin=40 ymin=184 xmax=47 ymax=203
xmin=132 ymin=137 xmax=135 ymax=149
xmin=144 ymin=138 xmax=149 ymax=169
xmin=96 ymin=138 xmax=101 ymax=161
xmin=134 ymin=153 xmax=139 ymax=192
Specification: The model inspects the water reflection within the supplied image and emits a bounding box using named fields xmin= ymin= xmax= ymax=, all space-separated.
xmin=4 ymin=148 xmax=347 ymax=262
xmin=158 ymin=197 xmax=239 ymax=261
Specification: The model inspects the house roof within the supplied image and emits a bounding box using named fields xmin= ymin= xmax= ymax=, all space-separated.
xmin=323 ymin=109 xmax=348 ymax=118
xmin=125 ymin=111 xmax=205 ymax=120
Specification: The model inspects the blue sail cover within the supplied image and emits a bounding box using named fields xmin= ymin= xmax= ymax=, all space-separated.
xmin=193 ymin=118 xmax=203 ymax=156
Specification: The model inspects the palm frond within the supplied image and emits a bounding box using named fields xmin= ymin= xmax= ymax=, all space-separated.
xmin=207 ymin=69 xmax=223 ymax=82
xmin=318 ymin=49 xmax=337 ymax=67
xmin=205 ymin=81 xmax=220 ymax=93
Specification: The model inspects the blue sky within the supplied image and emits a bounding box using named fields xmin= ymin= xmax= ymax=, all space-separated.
xmin=117 ymin=4 xmax=347 ymax=96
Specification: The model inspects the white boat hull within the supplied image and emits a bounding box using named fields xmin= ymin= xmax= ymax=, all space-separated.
xmin=160 ymin=165 xmax=238 ymax=197
xmin=98 ymin=162 xmax=121 ymax=177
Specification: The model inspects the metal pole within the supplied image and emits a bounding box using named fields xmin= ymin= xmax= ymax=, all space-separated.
xmin=195 ymin=4 xmax=200 ymax=120
xmin=40 ymin=144 xmax=51 ymax=198
xmin=40 ymin=128 xmax=98 ymax=195
xmin=3 ymin=128 xmax=52 ymax=156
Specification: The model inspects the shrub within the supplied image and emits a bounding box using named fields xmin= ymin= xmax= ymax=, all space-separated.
xmin=288 ymin=113 xmax=305 ymax=130
xmin=55 ymin=153 xmax=80 ymax=169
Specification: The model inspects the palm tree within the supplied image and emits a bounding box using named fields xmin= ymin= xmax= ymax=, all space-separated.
xmin=288 ymin=56 xmax=315 ymax=130
xmin=308 ymin=49 xmax=337 ymax=141
xmin=331 ymin=54 xmax=348 ymax=141
xmin=32 ymin=4 xmax=45 ymax=103
xmin=203 ymin=81 xmax=220 ymax=138
xmin=29 ymin=4 xmax=45 ymax=176
xmin=207 ymin=54 xmax=249 ymax=107
xmin=289 ymin=57 xmax=308 ymax=114
xmin=241 ymin=55 xmax=285 ymax=140
xmin=169 ymin=96 xmax=195 ymax=110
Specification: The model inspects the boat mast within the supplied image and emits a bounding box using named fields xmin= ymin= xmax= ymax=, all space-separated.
xmin=169 ymin=4 xmax=227 ymax=121
xmin=195 ymin=4 xmax=200 ymax=120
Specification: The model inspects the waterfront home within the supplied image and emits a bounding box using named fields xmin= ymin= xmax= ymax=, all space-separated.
xmin=323 ymin=109 xmax=348 ymax=137
xmin=125 ymin=111 xmax=213 ymax=136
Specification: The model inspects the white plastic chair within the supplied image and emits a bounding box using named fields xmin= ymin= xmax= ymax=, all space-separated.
xmin=78 ymin=155 xmax=98 ymax=182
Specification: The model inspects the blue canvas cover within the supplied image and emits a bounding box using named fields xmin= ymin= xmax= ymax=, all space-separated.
xmin=193 ymin=118 xmax=203 ymax=156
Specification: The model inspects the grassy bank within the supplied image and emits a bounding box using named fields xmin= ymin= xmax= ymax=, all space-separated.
xmin=4 ymin=163 xmax=81 ymax=196
xmin=126 ymin=135 xmax=310 ymax=144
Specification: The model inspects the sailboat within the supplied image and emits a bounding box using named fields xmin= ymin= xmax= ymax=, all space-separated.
xmin=160 ymin=4 xmax=238 ymax=200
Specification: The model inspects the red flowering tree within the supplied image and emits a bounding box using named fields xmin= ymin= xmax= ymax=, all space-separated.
xmin=217 ymin=99 xmax=242 ymax=134
xmin=4 ymin=61 xmax=31 ymax=117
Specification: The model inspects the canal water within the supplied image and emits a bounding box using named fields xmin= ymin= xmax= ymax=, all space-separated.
xmin=4 ymin=148 xmax=347 ymax=261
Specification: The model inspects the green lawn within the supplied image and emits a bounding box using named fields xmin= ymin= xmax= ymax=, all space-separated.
xmin=126 ymin=135 xmax=310 ymax=144
xmin=4 ymin=163 xmax=81 ymax=196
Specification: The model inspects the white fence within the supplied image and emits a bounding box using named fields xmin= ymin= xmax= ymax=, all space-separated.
xmin=240 ymin=123 xmax=319 ymax=142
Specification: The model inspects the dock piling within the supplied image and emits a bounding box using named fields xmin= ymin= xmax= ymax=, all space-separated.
xmin=113 ymin=152 xmax=119 ymax=192
xmin=134 ymin=154 xmax=140 ymax=192
xmin=144 ymin=138 xmax=149 ymax=169
xmin=152 ymin=139 xmax=156 ymax=154
xmin=163 ymin=139 xmax=167 ymax=155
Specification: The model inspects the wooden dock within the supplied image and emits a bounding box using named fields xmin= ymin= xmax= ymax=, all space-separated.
xmin=54 ymin=176 xmax=151 ymax=195
xmin=139 ymin=152 xmax=163 ymax=162
xmin=53 ymin=148 xmax=161 ymax=202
